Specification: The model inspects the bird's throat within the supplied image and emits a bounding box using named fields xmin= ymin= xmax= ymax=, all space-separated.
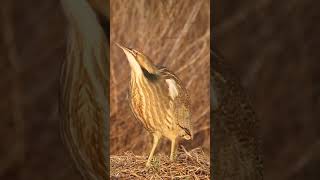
xmin=124 ymin=51 xmax=143 ymax=75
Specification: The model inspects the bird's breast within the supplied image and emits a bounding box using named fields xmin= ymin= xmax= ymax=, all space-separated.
xmin=129 ymin=77 xmax=177 ymax=132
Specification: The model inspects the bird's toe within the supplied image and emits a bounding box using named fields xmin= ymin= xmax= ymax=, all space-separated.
xmin=145 ymin=161 xmax=151 ymax=167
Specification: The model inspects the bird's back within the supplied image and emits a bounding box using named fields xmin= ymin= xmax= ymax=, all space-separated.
xmin=128 ymin=67 xmax=192 ymax=139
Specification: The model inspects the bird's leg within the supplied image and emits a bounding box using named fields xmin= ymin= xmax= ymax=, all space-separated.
xmin=146 ymin=133 xmax=161 ymax=167
xmin=170 ymin=138 xmax=177 ymax=161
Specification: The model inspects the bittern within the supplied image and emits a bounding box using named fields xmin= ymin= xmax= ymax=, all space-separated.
xmin=59 ymin=0 xmax=109 ymax=179
xmin=117 ymin=44 xmax=193 ymax=167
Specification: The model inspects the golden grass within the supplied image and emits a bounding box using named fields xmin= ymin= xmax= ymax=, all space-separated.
xmin=110 ymin=147 xmax=210 ymax=179
xmin=110 ymin=0 xmax=210 ymax=156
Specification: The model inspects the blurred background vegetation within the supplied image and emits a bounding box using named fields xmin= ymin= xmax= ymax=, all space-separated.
xmin=0 ymin=0 xmax=81 ymax=179
xmin=214 ymin=1 xmax=320 ymax=179
xmin=110 ymin=0 xmax=210 ymax=156
xmin=0 ymin=0 xmax=319 ymax=179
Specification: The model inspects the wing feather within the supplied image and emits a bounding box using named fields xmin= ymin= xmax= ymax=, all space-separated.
xmin=159 ymin=67 xmax=193 ymax=138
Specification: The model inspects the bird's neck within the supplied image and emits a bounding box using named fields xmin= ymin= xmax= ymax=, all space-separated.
xmin=126 ymin=57 xmax=143 ymax=76
xmin=137 ymin=58 xmax=158 ymax=74
xmin=130 ymin=70 xmax=143 ymax=81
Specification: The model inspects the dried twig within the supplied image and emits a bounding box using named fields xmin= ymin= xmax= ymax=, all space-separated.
xmin=110 ymin=148 xmax=210 ymax=179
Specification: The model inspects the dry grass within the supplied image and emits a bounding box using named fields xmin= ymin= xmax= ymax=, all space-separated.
xmin=110 ymin=1 xmax=210 ymax=178
xmin=110 ymin=147 xmax=210 ymax=179
xmin=0 ymin=0 xmax=318 ymax=179
xmin=110 ymin=0 xmax=210 ymax=155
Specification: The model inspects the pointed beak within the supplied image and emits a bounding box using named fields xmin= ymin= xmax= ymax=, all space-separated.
xmin=115 ymin=43 xmax=125 ymax=50
xmin=116 ymin=43 xmax=136 ymax=57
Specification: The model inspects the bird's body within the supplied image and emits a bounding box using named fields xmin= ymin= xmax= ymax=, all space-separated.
xmin=59 ymin=0 xmax=109 ymax=179
xmin=117 ymin=44 xmax=192 ymax=166
xmin=129 ymin=66 xmax=191 ymax=140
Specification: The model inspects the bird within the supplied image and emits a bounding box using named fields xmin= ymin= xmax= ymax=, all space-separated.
xmin=59 ymin=0 xmax=109 ymax=179
xmin=116 ymin=43 xmax=193 ymax=167
xmin=211 ymin=52 xmax=263 ymax=180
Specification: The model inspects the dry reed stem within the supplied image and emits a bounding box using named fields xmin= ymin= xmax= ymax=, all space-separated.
xmin=110 ymin=0 xmax=210 ymax=155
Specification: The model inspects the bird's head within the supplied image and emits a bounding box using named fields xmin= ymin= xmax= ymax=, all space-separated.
xmin=116 ymin=43 xmax=158 ymax=77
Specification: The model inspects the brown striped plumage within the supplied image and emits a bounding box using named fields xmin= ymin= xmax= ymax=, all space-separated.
xmin=59 ymin=0 xmax=109 ymax=179
xmin=117 ymin=44 xmax=193 ymax=167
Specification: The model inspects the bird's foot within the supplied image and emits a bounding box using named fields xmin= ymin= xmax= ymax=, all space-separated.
xmin=170 ymin=153 xmax=177 ymax=162
xmin=170 ymin=156 xmax=175 ymax=162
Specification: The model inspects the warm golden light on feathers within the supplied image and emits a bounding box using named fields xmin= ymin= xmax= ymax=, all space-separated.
xmin=116 ymin=43 xmax=158 ymax=74
xmin=117 ymin=44 xmax=193 ymax=166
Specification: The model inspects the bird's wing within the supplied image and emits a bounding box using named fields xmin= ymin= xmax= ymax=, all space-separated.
xmin=174 ymin=99 xmax=192 ymax=137
xmin=159 ymin=67 xmax=193 ymax=137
